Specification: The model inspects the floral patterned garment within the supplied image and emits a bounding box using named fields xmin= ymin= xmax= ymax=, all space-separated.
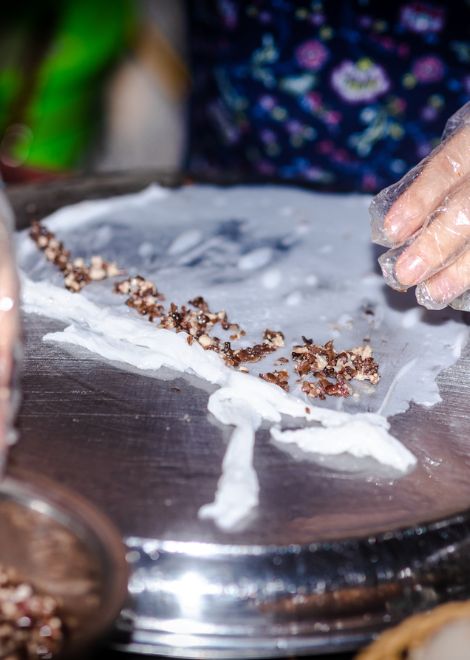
xmin=187 ymin=0 xmax=470 ymax=192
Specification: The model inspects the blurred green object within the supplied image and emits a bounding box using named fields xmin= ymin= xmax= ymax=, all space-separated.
xmin=0 ymin=0 xmax=135 ymax=174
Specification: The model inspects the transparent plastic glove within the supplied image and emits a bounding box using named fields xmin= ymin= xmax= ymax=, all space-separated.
xmin=370 ymin=101 xmax=470 ymax=311
xmin=0 ymin=190 xmax=20 ymax=472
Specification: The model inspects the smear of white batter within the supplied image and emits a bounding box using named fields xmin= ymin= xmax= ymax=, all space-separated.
xmin=285 ymin=291 xmax=303 ymax=306
xmin=261 ymin=268 xmax=281 ymax=290
xmin=377 ymin=359 xmax=418 ymax=417
xmin=238 ymin=247 xmax=272 ymax=271
xmin=271 ymin=420 xmax=415 ymax=473
xmin=138 ymin=242 xmax=154 ymax=259
xmin=168 ymin=230 xmax=203 ymax=256
xmin=16 ymin=184 xmax=468 ymax=531
xmin=199 ymin=396 xmax=260 ymax=530
xmin=401 ymin=308 xmax=423 ymax=329
xmin=453 ymin=329 xmax=468 ymax=359
xmin=306 ymin=274 xmax=319 ymax=287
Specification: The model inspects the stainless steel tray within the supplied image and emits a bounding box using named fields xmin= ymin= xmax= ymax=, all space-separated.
xmin=8 ymin=174 xmax=470 ymax=657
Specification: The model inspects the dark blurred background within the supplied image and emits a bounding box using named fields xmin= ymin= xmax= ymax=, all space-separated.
xmin=0 ymin=1 xmax=188 ymax=185
xmin=1 ymin=1 xmax=469 ymax=192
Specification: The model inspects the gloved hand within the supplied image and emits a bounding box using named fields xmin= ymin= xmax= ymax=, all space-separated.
xmin=370 ymin=101 xmax=470 ymax=311
xmin=0 ymin=191 xmax=20 ymax=470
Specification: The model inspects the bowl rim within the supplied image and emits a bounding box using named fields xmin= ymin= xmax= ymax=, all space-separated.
xmin=0 ymin=467 xmax=129 ymax=653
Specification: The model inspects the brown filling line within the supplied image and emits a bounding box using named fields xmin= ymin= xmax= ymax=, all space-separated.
xmin=293 ymin=337 xmax=379 ymax=400
xmin=30 ymin=221 xmax=121 ymax=292
xmin=30 ymin=222 xmax=380 ymax=398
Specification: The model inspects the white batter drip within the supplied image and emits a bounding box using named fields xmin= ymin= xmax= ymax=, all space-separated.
xmin=16 ymin=185 xmax=468 ymax=531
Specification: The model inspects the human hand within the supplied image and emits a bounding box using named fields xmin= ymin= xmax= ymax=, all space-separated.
xmin=370 ymin=101 xmax=470 ymax=311
xmin=0 ymin=191 xmax=19 ymax=469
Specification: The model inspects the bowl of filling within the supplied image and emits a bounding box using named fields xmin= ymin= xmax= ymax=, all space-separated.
xmin=0 ymin=469 xmax=128 ymax=659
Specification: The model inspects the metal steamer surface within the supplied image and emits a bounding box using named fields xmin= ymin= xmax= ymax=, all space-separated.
xmin=8 ymin=176 xmax=470 ymax=658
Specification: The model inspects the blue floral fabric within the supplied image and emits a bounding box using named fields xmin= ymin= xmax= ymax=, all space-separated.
xmin=187 ymin=1 xmax=470 ymax=193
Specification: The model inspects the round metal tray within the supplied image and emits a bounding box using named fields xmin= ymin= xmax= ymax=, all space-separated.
xmin=8 ymin=173 xmax=470 ymax=657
